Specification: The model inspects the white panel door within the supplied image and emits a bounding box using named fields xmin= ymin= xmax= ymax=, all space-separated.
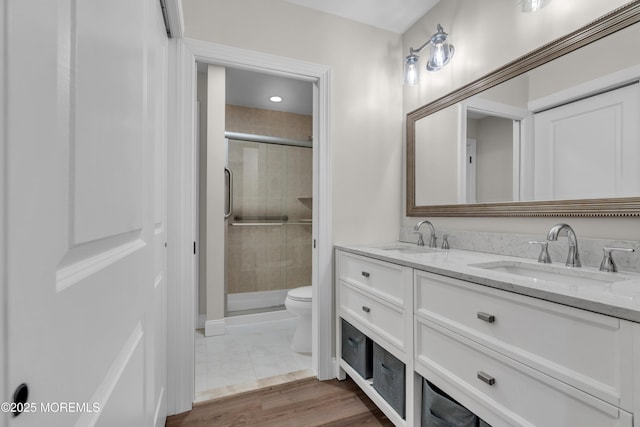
xmin=533 ymin=83 xmax=640 ymax=200
xmin=5 ymin=1 xmax=167 ymax=426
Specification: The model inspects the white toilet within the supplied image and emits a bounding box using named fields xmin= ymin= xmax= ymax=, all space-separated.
xmin=285 ymin=285 xmax=312 ymax=353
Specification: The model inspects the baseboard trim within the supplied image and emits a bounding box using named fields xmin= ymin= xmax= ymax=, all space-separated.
xmin=331 ymin=357 xmax=340 ymax=380
xmin=204 ymin=319 xmax=226 ymax=337
xmin=154 ymin=387 xmax=166 ymax=427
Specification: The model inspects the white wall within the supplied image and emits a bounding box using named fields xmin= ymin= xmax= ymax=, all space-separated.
xmin=206 ymin=65 xmax=226 ymax=323
xmin=403 ymin=0 xmax=632 ymax=112
xmin=403 ymin=0 xmax=640 ymax=240
xmin=527 ymin=22 xmax=640 ymax=101
xmin=414 ymin=107 xmax=459 ymax=205
xmin=183 ymin=0 xmax=403 ymax=244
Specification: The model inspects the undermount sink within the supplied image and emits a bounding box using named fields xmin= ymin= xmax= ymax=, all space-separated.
xmin=379 ymin=245 xmax=440 ymax=254
xmin=470 ymin=260 xmax=628 ymax=286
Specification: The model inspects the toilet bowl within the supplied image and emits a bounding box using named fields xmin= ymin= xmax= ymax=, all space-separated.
xmin=285 ymin=286 xmax=312 ymax=353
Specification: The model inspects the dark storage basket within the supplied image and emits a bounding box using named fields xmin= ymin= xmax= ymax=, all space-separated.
xmin=341 ymin=319 xmax=373 ymax=379
xmin=373 ymin=342 xmax=406 ymax=419
xmin=422 ymin=379 xmax=491 ymax=427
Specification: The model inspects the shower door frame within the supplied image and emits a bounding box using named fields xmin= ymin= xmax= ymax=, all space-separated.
xmin=166 ymin=38 xmax=333 ymax=415
xmin=225 ymin=134 xmax=314 ymax=316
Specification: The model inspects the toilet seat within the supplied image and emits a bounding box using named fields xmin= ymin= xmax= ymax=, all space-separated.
xmin=287 ymin=285 xmax=312 ymax=302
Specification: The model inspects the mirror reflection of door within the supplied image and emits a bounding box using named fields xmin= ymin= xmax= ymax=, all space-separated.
xmin=532 ymin=83 xmax=640 ymax=201
xmin=466 ymin=109 xmax=519 ymax=203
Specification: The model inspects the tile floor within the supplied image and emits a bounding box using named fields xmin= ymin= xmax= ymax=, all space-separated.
xmin=194 ymin=321 xmax=313 ymax=402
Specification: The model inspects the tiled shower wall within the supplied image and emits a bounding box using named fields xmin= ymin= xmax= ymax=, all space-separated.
xmin=225 ymin=105 xmax=312 ymax=295
xmin=226 ymin=104 xmax=312 ymax=141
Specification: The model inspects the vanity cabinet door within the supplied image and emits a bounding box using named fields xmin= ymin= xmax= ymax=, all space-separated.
xmin=415 ymin=318 xmax=634 ymax=427
xmin=414 ymin=270 xmax=634 ymax=411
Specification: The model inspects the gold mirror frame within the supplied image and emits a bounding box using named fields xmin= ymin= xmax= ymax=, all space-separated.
xmin=407 ymin=1 xmax=640 ymax=217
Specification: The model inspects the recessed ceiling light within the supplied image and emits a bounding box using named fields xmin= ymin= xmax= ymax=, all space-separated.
xmin=269 ymin=96 xmax=283 ymax=103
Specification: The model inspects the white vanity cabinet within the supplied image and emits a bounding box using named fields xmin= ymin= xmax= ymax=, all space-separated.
xmin=335 ymin=250 xmax=416 ymax=426
xmin=414 ymin=270 xmax=634 ymax=427
xmin=335 ymin=247 xmax=640 ymax=427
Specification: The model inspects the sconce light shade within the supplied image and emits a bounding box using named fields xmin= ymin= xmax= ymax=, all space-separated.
xmin=520 ymin=0 xmax=551 ymax=13
xmin=404 ymin=54 xmax=420 ymax=86
xmin=426 ymin=25 xmax=455 ymax=71
xmin=403 ymin=24 xmax=455 ymax=85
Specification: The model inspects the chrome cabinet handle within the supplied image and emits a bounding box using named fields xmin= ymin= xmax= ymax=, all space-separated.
xmin=477 ymin=312 xmax=495 ymax=323
xmin=361 ymin=271 xmax=370 ymax=278
xmin=477 ymin=372 xmax=495 ymax=386
xmin=362 ymin=306 xmax=371 ymax=313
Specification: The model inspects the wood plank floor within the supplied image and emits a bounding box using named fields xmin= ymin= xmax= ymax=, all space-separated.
xmin=166 ymin=377 xmax=394 ymax=426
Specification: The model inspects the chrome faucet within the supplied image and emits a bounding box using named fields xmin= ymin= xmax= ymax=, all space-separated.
xmin=546 ymin=223 xmax=581 ymax=267
xmin=414 ymin=220 xmax=437 ymax=248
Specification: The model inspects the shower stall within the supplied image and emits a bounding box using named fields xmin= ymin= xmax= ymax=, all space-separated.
xmin=224 ymin=132 xmax=312 ymax=316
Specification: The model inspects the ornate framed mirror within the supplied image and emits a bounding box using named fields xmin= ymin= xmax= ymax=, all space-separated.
xmin=407 ymin=1 xmax=640 ymax=217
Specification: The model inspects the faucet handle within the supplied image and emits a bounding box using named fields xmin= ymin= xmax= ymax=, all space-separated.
xmin=599 ymin=247 xmax=635 ymax=272
xmin=441 ymin=234 xmax=454 ymax=250
xmin=413 ymin=231 xmax=425 ymax=246
xmin=529 ymin=241 xmax=552 ymax=264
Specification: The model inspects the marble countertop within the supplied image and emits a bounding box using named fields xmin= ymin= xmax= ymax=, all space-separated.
xmin=335 ymin=243 xmax=640 ymax=323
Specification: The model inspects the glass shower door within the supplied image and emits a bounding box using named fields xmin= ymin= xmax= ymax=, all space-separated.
xmin=225 ymin=139 xmax=312 ymax=316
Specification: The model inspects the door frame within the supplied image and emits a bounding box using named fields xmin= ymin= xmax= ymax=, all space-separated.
xmin=0 ymin=0 xmax=6 ymax=424
xmin=465 ymin=138 xmax=477 ymax=204
xmin=459 ymin=98 xmax=529 ymax=204
xmin=166 ymin=38 xmax=333 ymax=415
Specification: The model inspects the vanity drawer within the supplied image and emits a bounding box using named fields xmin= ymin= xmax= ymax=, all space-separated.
xmin=337 ymin=251 xmax=409 ymax=304
xmin=415 ymin=319 xmax=633 ymax=427
xmin=340 ymin=283 xmax=405 ymax=352
xmin=414 ymin=270 xmax=633 ymax=410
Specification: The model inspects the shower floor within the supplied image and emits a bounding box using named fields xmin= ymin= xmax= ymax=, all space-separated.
xmin=194 ymin=319 xmax=313 ymax=402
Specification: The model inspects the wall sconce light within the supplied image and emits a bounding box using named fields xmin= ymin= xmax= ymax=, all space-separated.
xmin=519 ymin=0 xmax=551 ymax=13
xmin=404 ymin=24 xmax=455 ymax=85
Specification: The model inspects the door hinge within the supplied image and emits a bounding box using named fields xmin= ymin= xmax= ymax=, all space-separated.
xmin=313 ymin=239 xmax=316 ymax=249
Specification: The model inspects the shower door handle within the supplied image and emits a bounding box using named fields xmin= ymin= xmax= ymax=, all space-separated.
xmin=224 ymin=167 xmax=233 ymax=219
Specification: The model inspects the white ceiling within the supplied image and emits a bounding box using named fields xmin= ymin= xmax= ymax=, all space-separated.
xmin=284 ymin=0 xmax=440 ymax=33
xmin=226 ymin=68 xmax=313 ymax=116
xmin=207 ymin=1 xmax=442 ymax=116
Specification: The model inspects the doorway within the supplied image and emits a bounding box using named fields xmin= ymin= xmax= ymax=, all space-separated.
xmin=466 ymin=111 xmax=518 ymax=203
xmin=194 ymin=64 xmax=316 ymax=401
xmin=460 ymin=98 xmax=529 ymax=204
xmin=167 ymin=40 xmax=332 ymax=414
